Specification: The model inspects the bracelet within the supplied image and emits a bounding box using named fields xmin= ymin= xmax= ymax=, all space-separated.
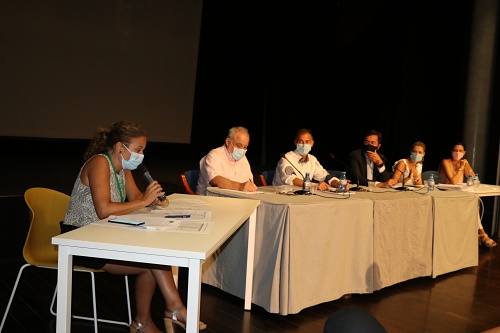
xmin=459 ymin=168 xmax=464 ymax=171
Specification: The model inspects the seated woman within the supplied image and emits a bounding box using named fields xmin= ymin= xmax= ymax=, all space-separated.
xmin=378 ymin=141 xmax=426 ymax=188
xmin=61 ymin=120 xmax=207 ymax=333
xmin=438 ymin=141 xmax=496 ymax=247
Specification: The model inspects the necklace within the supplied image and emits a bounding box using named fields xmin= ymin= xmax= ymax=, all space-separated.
xmin=104 ymin=152 xmax=125 ymax=203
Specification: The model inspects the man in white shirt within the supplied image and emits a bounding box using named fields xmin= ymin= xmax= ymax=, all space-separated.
xmin=272 ymin=128 xmax=344 ymax=191
xmin=197 ymin=126 xmax=258 ymax=195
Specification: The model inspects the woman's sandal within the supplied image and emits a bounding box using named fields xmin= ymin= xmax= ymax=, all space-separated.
xmin=479 ymin=234 xmax=497 ymax=247
xmin=130 ymin=320 xmax=155 ymax=333
xmin=164 ymin=306 xmax=207 ymax=332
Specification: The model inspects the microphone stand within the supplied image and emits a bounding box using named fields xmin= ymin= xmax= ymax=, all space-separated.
xmin=393 ymin=166 xmax=409 ymax=191
xmin=328 ymin=153 xmax=365 ymax=192
xmin=281 ymin=154 xmax=309 ymax=195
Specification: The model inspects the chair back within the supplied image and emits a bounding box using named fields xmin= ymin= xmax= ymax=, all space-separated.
xmin=180 ymin=169 xmax=200 ymax=195
xmin=422 ymin=170 xmax=439 ymax=183
xmin=328 ymin=170 xmax=345 ymax=179
xmin=259 ymin=170 xmax=275 ymax=186
xmin=23 ymin=187 xmax=70 ymax=267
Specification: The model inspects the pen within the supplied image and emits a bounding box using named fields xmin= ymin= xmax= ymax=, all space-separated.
xmin=165 ymin=215 xmax=190 ymax=218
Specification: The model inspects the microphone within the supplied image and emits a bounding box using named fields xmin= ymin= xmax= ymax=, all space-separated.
xmin=393 ymin=165 xmax=409 ymax=191
xmin=136 ymin=163 xmax=167 ymax=201
xmin=281 ymin=153 xmax=308 ymax=195
xmin=329 ymin=153 xmax=365 ymax=192
xmin=281 ymin=153 xmax=305 ymax=179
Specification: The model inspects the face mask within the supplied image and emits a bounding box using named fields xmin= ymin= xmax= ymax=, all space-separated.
xmin=297 ymin=144 xmax=311 ymax=156
xmin=452 ymin=152 xmax=464 ymax=161
xmin=230 ymin=142 xmax=247 ymax=161
xmin=121 ymin=144 xmax=144 ymax=170
xmin=363 ymin=144 xmax=377 ymax=153
xmin=410 ymin=152 xmax=423 ymax=162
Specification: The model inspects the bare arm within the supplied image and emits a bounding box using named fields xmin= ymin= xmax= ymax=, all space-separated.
xmin=210 ymin=175 xmax=257 ymax=192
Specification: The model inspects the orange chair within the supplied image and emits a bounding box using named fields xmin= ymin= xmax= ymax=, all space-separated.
xmin=180 ymin=169 xmax=200 ymax=195
xmin=259 ymin=170 xmax=275 ymax=186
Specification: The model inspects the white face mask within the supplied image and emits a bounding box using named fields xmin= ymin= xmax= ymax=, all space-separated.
xmin=121 ymin=144 xmax=144 ymax=170
xmin=230 ymin=141 xmax=247 ymax=161
xmin=296 ymin=144 xmax=311 ymax=156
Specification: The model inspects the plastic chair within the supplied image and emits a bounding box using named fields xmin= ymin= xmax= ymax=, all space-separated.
xmin=422 ymin=170 xmax=439 ymax=183
xmin=0 ymin=188 xmax=131 ymax=333
xmin=328 ymin=170 xmax=344 ymax=179
xmin=180 ymin=169 xmax=200 ymax=195
xmin=259 ymin=170 xmax=275 ymax=186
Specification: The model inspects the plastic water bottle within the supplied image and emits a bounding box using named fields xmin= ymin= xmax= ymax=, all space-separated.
xmin=339 ymin=172 xmax=347 ymax=192
xmin=473 ymin=173 xmax=480 ymax=190
xmin=427 ymin=174 xmax=435 ymax=191
xmin=467 ymin=174 xmax=473 ymax=187
xmin=303 ymin=172 xmax=311 ymax=193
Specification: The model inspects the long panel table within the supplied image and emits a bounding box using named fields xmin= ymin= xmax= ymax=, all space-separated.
xmin=204 ymin=185 xmax=479 ymax=315
xmin=52 ymin=194 xmax=260 ymax=333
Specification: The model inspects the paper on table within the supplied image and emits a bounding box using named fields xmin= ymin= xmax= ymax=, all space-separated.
xmin=219 ymin=189 xmax=265 ymax=194
xmin=97 ymin=212 xmax=213 ymax=234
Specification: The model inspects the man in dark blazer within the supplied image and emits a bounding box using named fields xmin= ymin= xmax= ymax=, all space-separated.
xmin=348 ymin=130 xmax=394 ymax=187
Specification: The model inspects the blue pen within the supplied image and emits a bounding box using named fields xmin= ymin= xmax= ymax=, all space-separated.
xmin=165 ymin=215 xmax=190 ymax=218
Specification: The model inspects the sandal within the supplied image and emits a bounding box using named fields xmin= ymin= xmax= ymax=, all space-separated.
xmin=164 ymin=306 xmax=207 ymax=332
xmin=479 ymin=234 xmax=497 ymax=247
xmin=130 ymin=320 xmax=157 ymax=333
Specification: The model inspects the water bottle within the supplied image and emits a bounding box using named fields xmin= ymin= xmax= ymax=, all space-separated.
xmin=303 ymin=172 xmax=311 ymax=193
xmin=473 ymin=173 xmax=480 ymax=190
xmin=339 ymin=172 xmax=347 ymax=192
xmin=467 ymin=174 xmax=473 ymax=187
xmin=427 ymin=174 xmax=435 ymax=191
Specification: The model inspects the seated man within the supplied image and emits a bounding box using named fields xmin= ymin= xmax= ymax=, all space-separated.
xmin=197 ymin=126 xmax=258 ymax=195
xmin=273 ymin=128 xmax=345 ymax=191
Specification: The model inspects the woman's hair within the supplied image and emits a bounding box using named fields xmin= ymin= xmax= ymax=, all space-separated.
xmin=83 ymin=120 xmax=147 ymax=160
xmin=451 ymin=141 xmax=467 ymax=151
xmin=412 ymin=141 xmax=426 ymax=152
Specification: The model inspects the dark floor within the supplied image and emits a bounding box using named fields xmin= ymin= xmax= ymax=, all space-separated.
xmin=1 ymin=214 xmax=499 ymax=333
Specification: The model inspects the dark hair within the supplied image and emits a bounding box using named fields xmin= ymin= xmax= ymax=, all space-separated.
xmin=83 ymin=120 xmax=147 ymax=160
xmin=451 ymin=141 xmax=467 ymax=151
xmin=295 ymin=128 xmax=313 ymax=141
xmin=364 ymin=130 xmax=382 ymax=144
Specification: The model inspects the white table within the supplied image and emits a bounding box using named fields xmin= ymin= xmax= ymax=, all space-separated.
xmin=52 ymin=194 xmax=260 ymax=333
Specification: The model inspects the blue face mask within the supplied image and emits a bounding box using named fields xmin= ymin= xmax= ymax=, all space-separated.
xmin=121 ymin=144 xmax=144 ymax=170
xmin=297 ymin=144 xmax=311 ymax=156
xmin=410 ymin=152 xmax=423 ymax=163
xmin=230 ymin=142 xmax=247 ymax=161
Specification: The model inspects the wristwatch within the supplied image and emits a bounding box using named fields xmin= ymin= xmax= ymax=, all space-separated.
xmin=377 ymin=162 xmax=384 ymax=168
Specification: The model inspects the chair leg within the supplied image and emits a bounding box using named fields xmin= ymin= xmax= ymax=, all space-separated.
xmin=51 ymin=270 xmax=131 ymax=330
xmin=0 ymin=264 xmax=31 ymax=332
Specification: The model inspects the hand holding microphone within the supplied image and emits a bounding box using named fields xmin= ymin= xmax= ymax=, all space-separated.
xmin=136 ymin=163 xmax=168 ymax=204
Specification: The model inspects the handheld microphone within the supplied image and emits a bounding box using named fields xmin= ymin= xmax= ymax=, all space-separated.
xmin=136 ymin=163 xmax=167 ymax=201
xmin=329 ymin=153 xmax=365 ymax=192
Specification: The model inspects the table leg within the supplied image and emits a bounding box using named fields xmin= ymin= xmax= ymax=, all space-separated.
xmin=56 ymin=246 xmax=73 ymax=333
xmin=186 ymin=259 xmax=202 ymax=333
xmin=244 ymin=210 xmax=256 ymax=310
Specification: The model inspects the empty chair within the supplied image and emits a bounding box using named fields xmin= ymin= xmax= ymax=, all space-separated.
xmin=259 ymin=170 xmax=275 ymax=186
xmin=180 ymin=169 xmax=200 ymax=195
xmin=422 ymin=170 xmax=439 ymax=183
xmin=328 ymin=170 xmax=345 ymax=179
xmin=0 ymin=187 xmax=131 ymax=333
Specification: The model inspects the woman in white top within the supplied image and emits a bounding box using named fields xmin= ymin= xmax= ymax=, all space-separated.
xmin=378 ymin=141 xmax=425 ymax=188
